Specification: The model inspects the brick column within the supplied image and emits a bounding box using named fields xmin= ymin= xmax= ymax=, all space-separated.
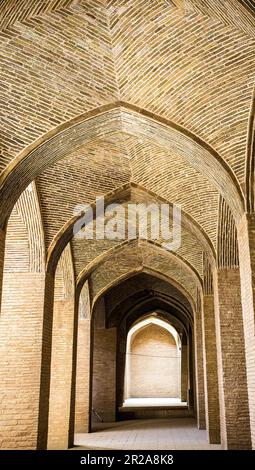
xmin=0 ymin=272 xmax=54 ymax=449
xmin=74 ymin=318 xmax=91 ymax=433
xmin=181 ymin=340 xmax=188 ymax=402
xmin=47 ymin=297 xmax=75 ymax=449
xmin=202 ymin=295 xmax=220 ymax=444
xmin=0 ymin=228 xmax=5 ymax=308
xmin=238 ymin=214 xmax=255 ymax=449
xmin=188 ymin=329 xmax=195 ymax=409
xmin=116 ymin=325 xmax=127 ymax=408
xmin=92 ymin=327 xmax=117 ymax=423
xmin=214 ymin=268 xmax=251 ymax=449
xmin=194 ymin=308 xmax=206 ymax=429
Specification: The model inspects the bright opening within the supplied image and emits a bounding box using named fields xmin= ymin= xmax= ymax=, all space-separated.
xmin=123 ymin=316 xmax=185 ymax=408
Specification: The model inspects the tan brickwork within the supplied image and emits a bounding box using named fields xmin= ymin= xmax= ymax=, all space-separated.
xmin=0 ymin=106 xmax=243 ymax=243
xmin=105 ymin=272 xmax=192 ymax=325
xmin=74 ymin=318 xmax=91 ymax=433
xmin=194 ymin=307 xmax=206 ymax=430
xmin=202 ymin=295 xmax=220 ymax=444
xmin=0 ymin=190 xmax=52 ymax=450
xmin=92 ymin=327 xmax=117 ymax=423
xmin=0 ymin=272 xmax=49 ymax=449
xmin=108 ymin=0 xmax=255 ymax=186
xmin=181 ymin=343 xmax=188 ymax=402
xmin=238 ymin=214 xmax=255 ymax=448
xmin=0 ymin=0 xmax=254 ymax=451
xmin=0 ymin=228 xmax=5 ymax=306
xmin=47 ymin=245 xmax=75 ymax=449
xmin=214 ymin=268 xmax=251 ymax=449
xmin=88 ymin=241 xmax=200 ymax=306
xmin=130 ymin=324 xmax=180 ymax=398
xmin=0 ymin=0 xmax=117 ymax=171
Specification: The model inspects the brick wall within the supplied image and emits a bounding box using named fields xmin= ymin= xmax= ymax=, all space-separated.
xmin=74 ymin=318 xmax=91 ymax=433
xmin=194 ymin=308 xmax=206 ymax=429
xmin=0 ymin=0 xmax=254 ymax=452
xmin=181 ymin=343 xmax=188 ymax=402
xmin=214 ymin=268 xmax=251 ymax=449
xmin=0 ymin=228 xmax=5 ymax=307
xmin=0 ymin=272 xmax=48 ymax=449
xmin=47 ymin=245 xmax=75 ymax=449
xmin=116 ymin=323 xmax=127 ymax=407
xmin=202 ymin=295 xmax=220 ymax=444
xmin=0 ymin=192 xmax=52 ymax=450
xmin=129 ymin=324 xmax=180 ymax=398
xmin=47 ymin=299 xmax=75 ymax=449
xmin=238 ymin=214 xmax=255 ymax=449
xmin=92 ymin=327 xmax=117 ymax=423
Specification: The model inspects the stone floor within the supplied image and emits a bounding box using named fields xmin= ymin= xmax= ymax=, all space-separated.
xmin=74 ymin=418 xmax=222 ymax=450
xmin=122 ymin=397 xmax=187 ymax=407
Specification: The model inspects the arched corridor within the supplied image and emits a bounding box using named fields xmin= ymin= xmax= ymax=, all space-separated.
xmin=0 ymin=0 xmax=255 ymax=454
xmin=86 ymin=271 xmax=194 ymax=430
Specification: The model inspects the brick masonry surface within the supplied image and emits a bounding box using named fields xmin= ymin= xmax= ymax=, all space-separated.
xmin=0 ymin=0 xmax=255 ymax=451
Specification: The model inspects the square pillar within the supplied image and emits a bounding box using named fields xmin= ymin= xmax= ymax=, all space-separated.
xmin=0 ymin=271 xmax=54 ymax=449
xmin=202 ymin=295 xmax=220 ymax=444
xmin=238 ymin=214 xmax=255 ymax=448
xmin=74 ymin=318 xmax=91 ymax=433
xmin=181 ymin=341 xmax=188 ymax=402
xmin=194 ymin=308 xmax=206 ymax=429
xmin=214 ymin=268 xmax=251 ymax=449
xmin=92 ymin=327 xmax=117 ymax=423
xmin=47 ymin=297 xmax=75 ymax=449
xmin=116 ymin=325 xmax=127 ymax=408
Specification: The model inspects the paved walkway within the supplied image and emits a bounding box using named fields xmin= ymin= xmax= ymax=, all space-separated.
xmin=74 ymin=418 xmax=222 ymax=450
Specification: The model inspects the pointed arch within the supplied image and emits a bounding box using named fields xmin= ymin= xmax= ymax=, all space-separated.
xmin=0 ymin=102 xmax=244 ymax=229
xmin=45 ymin=182 xmax=216 ymax=275
xmin=88 ymin=263 xmax=198 ymax=313
xmin=76 ymin=238 xmax=202 ymax=304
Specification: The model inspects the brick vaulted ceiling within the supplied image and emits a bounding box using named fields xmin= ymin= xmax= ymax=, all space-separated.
xmin=0 ymin=0 xmax=254 ymax=281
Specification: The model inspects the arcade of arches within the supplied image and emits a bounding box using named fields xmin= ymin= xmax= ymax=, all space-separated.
xmin=0 ymin=0 xmax=255 ymax=451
